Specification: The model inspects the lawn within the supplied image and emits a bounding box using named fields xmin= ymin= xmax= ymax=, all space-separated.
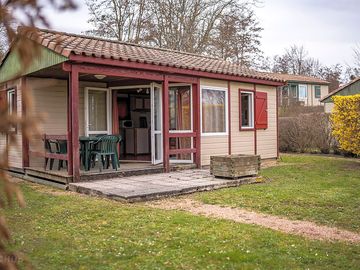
xmin=3 ymin=179 xmax=360 ymax=269
xmin=196 ymin=154 xmax=360 ymax=232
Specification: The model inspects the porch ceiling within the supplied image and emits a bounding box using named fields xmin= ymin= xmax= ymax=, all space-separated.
xmin=28 ymin=63 xmax=157 ymax=85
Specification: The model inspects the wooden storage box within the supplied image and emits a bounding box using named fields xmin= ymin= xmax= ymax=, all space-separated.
xmin=210 ymin=154 xmax=260 ymax=179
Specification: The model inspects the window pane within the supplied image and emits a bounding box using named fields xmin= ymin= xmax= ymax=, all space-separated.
xmin=299 ymin=85 xmax=307 ymax=99
xmin=202 ymin=89 xmax=226 ymax=133
xmin=169 ymin=86 xmax=191 ymax=131
xmin=154 ymin=87 xmax=161 ymax=131
xmin=88 ymin=90 xmax=107 ymax=131
xmin=290 ymin=85 xmax=297 ymax=97
xmin=241 ymin=92 xmax=253 ymax=128
xmin=315 ymin=86 xmax=321 ymax=98
xmin=169 ymin=137 xmax=192 ymax=161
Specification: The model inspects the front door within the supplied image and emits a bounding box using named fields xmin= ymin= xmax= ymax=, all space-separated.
xmin=150 ymin=83 xmax=163 ymax=164
xmin=85 ymin=87 xmax=112 ymax=136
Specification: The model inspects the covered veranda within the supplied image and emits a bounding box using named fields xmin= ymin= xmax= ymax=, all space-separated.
xmin=25 ymin=60 xmax=202 ymax=183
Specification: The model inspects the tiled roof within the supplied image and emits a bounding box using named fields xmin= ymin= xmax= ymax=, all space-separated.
xmin=320 ymin=77 xmax=360 ymax=102
xmin=17 ymin=27 xmax=284 ymax=83
xmin=270 ymin=73 xmax=329 ymax=84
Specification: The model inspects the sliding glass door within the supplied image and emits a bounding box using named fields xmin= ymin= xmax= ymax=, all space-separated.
xmin=85 ymin=87 xmax=112 ymax=136
xmin=169 ymin=84 xmax=193 ymax=163
xmin=150 ymin=83 xmax=163 ymax=164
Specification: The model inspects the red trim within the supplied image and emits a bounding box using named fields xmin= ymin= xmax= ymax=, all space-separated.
xmin=68 ymin=55 xmax=285 ymax=87
xmin=21 ymin=79 xmax=29 ymax=167
xmin=112 ymin=89 xmax=120 ymax=156
xmin=67 ymin=67 xmax=80 ymax=181
xmin=167 ymin=75 xmax=198 ymax=84
xmin=63 ymin=62 xmax=164 ymax=81
xmin=276 ymin=87 xmax=280 ymax=159
xmin=169 ymin=132 xmax=196 ymax=138
xmin=162 ymin=76 xmax=170 ymax=172
xmin=169 ymin=148 xmax=197 ymax=155
xmin=254 ymin=85 xmax=257 ymax=155
xmin=228 ymin=81 xmax=231 ymax=155
xmin=67 ymin=77 xmax=73 ymax=176
xmin=193 ymin=79 xmax=201 ymax=168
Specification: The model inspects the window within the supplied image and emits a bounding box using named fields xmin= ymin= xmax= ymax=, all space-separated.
xmin=298 ymin=85 xmax=307 ymax=99
xmin=290 ymin=84 xmax=297 ymax=98
xmin=169 ymin=85 xmax=192 ymax=132
xmin=240 ymin=91 xmax=254 ymax=129
xmin=282 ymin=86 xmax=289 ymax=97
xmin=7 ymin=89 xmax=16 ymax=132
xmin=201 ymin=87 xmax=227 ymax=135
xmin=315 ymin=85 xmax=321 ymax=98
xmin=7 ymin=89 xmax=16 ymax=115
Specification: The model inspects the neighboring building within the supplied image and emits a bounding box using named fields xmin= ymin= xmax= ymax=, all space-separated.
xmin=274 ymin=74 xmax=329 ymax=107
xmin=0 ymin=27 xmax=284 ymax=183
xmin=321 ymin=77 xmax=360 ymax=113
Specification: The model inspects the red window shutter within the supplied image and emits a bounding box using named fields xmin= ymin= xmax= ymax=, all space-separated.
xmin=255 ymin=91 xmax=268 ymax=129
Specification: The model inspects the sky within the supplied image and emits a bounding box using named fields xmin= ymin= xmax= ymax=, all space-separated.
xmin=42 ymin=0 xmax=360 ymax=67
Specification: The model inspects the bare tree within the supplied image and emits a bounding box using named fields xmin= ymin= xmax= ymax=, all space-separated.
xmin=85 ymin=0 xmax=263 ymax=66
xmin=211 ymin=5 xmax=263 ymax=67
xmin=272 ymin=45 xmax=322 ymax=76
xmin=86 ymin=0 xmax=149 ymax=43
xmin=0 ymin=1 xmax=76 ymax=269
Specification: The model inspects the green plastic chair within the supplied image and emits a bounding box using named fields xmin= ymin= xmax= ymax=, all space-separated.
xmin=90 ymin=135 xmax=121 ymax=172
xmin=55 ymin=140 xmax=68 ymax=170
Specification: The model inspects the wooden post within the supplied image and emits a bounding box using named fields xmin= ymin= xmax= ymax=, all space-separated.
xmin=193 ymin=80 xmax=201 ymax=168
xmin=67 ymin=78 xmax=73 ymax=176
xmin=68 ymin=67 xmax=80 ymax=181
xmin=162 ymin=76 xmax=170 ymax=172
xmin=21 ymin=78 xmax=29 ymax=168
xmin=228 ymin=81 xmax=231 ymax=155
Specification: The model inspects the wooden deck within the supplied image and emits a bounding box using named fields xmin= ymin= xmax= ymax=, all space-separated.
xmin=24 ymin=162 xmax=196 ymax=185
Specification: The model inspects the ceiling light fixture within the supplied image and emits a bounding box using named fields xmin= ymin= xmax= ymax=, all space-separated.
xmin=94 ymin=74 xmax=106 ymax=80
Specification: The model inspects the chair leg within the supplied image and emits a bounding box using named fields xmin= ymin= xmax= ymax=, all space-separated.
xmin=111 ymin=154 xmax=117 ymax=171
xmin=50 ymin=159 xmax=55 ymax=170
xmin=45 ymin=158 xmax=48 ymax=170
xmin=98 ymin=154 xmax=103 ymax=172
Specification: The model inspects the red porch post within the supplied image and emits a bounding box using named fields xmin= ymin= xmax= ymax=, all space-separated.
xmin=67 ymin=66 xmax=80 ymax=181
xmin=163 ymin=76 xmax=170 ymax=172
xmin=193 ymin=80 xmax=201 ymax=168
xmin=21 ymin=77 xmax=30 ymax=168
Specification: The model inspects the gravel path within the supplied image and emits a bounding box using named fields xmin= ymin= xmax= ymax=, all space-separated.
xmin=149 ymin=199 xmax=360 ymax=243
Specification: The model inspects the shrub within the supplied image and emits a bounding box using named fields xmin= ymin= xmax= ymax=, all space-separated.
xmin=330 ymin=94 xmax=360 ymax=156
xmin=279 ymin=113 xmax=336 ymax=154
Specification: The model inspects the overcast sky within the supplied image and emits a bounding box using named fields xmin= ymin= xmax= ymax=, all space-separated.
xmin=43 ymin=0 xmax=360 ymax=67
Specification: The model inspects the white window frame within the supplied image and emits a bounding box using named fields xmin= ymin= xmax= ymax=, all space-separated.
xmin=200 ymin=86 xmax=228 ymax=136
xmin=240 ymin=91 xmax=254 ymax=129
xmin=84 ymin=87 xmax=112 ymax=136
xmin=7 ymin=89 xmax=16 ymax=115
xmin=298 ymin=84 xmax=308 ymax=100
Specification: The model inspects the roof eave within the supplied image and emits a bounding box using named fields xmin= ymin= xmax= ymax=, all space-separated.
xmin=69 ymin=54 xmax=285 ymax=86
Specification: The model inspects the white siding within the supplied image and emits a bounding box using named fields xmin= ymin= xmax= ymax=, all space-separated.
xmin=255 ymin=84 xmax=278 ymax=159
xmin=230 ymin=82 xmax=255 ymax=155
xmin=200 ymin=78 xmax=229 ymax=166
xmin=28 ymin=78 xmax=106 ymax=168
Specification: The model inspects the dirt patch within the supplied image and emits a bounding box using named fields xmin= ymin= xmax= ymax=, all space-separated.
xmin=148 ymin=199 xmax=360 ymax=243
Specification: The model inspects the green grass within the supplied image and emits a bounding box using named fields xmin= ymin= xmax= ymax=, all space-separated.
xmin=2 ymin=182 xmax=360 ymax=269
xmin=196 ymin=154 xmax=360 ymax=232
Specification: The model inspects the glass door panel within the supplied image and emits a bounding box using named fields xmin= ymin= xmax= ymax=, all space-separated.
xmin=151 ymin=83 xmax=163 ymax=164
xmin=85 ymin=88 xmax=111 ymax=136
xmin=168 ymin=85 xmax=193 ymax=163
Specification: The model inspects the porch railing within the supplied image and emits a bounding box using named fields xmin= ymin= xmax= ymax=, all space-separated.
xmin=168 ymin=132 xmax=198 ymax=156
xmin=29 ymin=135 xmax=69 ymax=169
